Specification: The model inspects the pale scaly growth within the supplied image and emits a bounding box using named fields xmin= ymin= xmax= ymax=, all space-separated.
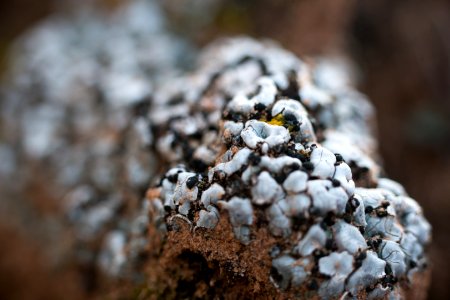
xmin=128 ymin=37 xmax=430 ymax=298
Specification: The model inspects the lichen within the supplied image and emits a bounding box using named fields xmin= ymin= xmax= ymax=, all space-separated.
xmin=138 ymin=37 xmax=431 ymax=299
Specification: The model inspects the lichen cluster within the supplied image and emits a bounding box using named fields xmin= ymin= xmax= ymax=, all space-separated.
xmin=0 ymin=0 xmax=190 ymax=276
xmin=137 ymin=38 xmax=431 ymax=298
xmin=0 ymin=2 xmax=431 ymax=298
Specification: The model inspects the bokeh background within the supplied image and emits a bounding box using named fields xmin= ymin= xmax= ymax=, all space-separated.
xmin=1 ymin=0 xmax=449 ymax=299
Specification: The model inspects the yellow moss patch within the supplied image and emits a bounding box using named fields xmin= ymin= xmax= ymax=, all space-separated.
xmin=266 ymin=114 xmax=285 ymax=126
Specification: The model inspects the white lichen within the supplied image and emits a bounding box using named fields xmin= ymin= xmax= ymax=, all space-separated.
xmin=283 ymin=170 xmax=308 ymax=194
xmin=346 ymin=251 xmax=386 ymax=295
xmin=241 ymin=120 xmax=290 ymax=150
xmin=251 ymin=171 xmax=285 ymax=205
xmin=271 ymin=255 xmax=308 ymax=290
xmin=294 ymin=224 xmax=327 ymax=256
xmin=219 ymin=197 xmax=254 ymax=244
xmin=333 ymin=220 xmax=367 ymax=254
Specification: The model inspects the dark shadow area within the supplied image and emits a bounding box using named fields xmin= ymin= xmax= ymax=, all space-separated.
xmin=348 ymin=1 xmax=450 ymax=299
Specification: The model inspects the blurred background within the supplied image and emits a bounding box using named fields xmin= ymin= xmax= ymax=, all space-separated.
xmin=1 ymin=0 xmax=449 ymax=299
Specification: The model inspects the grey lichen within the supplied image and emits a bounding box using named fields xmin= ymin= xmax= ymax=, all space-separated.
xmin=346 ymin=251 xmax=386 ymax=295
xmin=271 ymin=255 xmax=308 ymax=290
xmin=318 ymin=252 xmax=354 ymax=299
xmin=1 ymin=0 xmax=193 ymax=280
xmin=29 ymin=33 xmax=425 ymax=298
xmin=333 ymin=220 xmax=367 ymax=254
xmin=251 ymin=171 xmax=285 ymax=205
xmin=219 ymin=197 xmax=254 ymax=244
xmin=0 ymin=0 xmax=433 ymax=294
xmin=294 ymin=224 xmax=328 ymax=256
xmin=241 ymin=120 xmax=291 ymax=151
xmin=141 ymin=37 xmax=431 ymax=299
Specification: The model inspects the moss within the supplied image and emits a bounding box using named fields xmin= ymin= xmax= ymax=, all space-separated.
xmin=266 ymin=113 xmax=285 ymax=126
